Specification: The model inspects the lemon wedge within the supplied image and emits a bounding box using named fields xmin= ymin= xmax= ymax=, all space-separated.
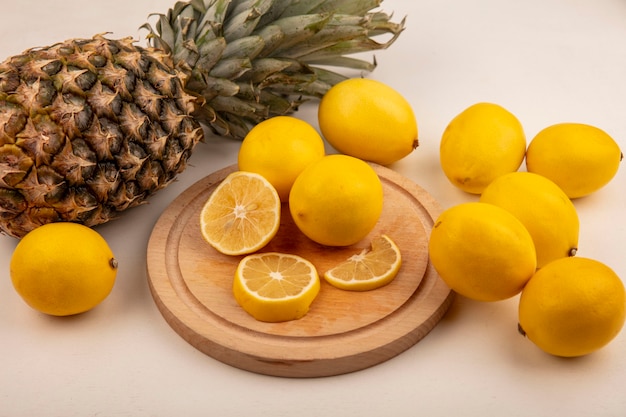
xmin=323 ymin=235 xmax=402 ymax=291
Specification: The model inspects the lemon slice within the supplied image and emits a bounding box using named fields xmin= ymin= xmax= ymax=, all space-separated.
xmin=233 ymin=252 xmax=321 ymax=322
xmin=323 ymin=235 xmax=402 ymax=291
xmin=200 ymin=171 xmax=281 ymax=256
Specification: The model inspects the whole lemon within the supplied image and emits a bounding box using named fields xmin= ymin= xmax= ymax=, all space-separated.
xmin=519 ymin=257 xmax=625 ymax=357
xmin=238 ymin=116 xmax=325 ymax=201
xmin=10 ymin=222 xmax=118 ymax=316
xmin=289 ymin=154 xmax=383 ymax=246
xmin=428 ymin=202 xmax=536 ymax=302
xmin=480 ymin=172 xmax=579 ymax=268
xmin=440 ymin=102 xmax=526 ymax=194
xmin=526 ymin=123 xmax=623 ymax=198
xmin=318 ymin=78 xmax=418 ymax=165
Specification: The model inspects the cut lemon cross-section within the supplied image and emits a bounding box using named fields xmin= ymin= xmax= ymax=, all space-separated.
xmin=324 ymin=235 xmax=402 ymax=291
xmin=233 ymin=252 xmax=320 ymax=322
xmin=200 ymin=171 xmax=281 ymax=256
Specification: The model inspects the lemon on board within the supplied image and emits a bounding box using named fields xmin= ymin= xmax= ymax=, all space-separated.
xmin=318 ymin=78 xmax=418 ymax=165
xmin=289 ymin=154 xmax=383 ymax=247
xmin=237 ymin=116 xmax=325 ymax=201
xmin=480 ymin=171 xmax=579 ymax=268
xmin=200 ymin=171 xmax=281 ymax=256
xmin=324 ymin=235 xmax=402 ymax=291
xmin=10 ymin=222 xmax=118 ymax=316
xmin=428 ymin=202 xmax=537 ymax=302
xmin=526 ymin=123 xmax=623 ymax=198
xmin=233 ymin=252 xmax=320 ymax=322
xmin=518 ymin=257 xmax=626 ymax=357
xmin=440 ymin=102 xmax=526 ymax=194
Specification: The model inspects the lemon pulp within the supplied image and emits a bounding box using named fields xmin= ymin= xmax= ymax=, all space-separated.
xmin=200 ymin=171 xmax=281 ymax=255
xmin=324 ymin=235 xmax=402 ymax=291
xmin=233 ymin=252 xmax=320 ymax=322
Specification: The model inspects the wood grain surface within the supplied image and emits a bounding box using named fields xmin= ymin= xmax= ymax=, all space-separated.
xmin=146 ymin=163 xmax=454 ymax=378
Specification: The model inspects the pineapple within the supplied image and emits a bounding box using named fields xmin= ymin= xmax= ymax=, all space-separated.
xmin=0 ymin=0 xmax=404 ymax=238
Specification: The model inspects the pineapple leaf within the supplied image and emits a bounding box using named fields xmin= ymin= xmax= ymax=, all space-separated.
xmin=230 ymin=0 xmax=274 ymax=19
xmin=222 ymin=36 xmax=265 ymax=60
xmin=259 ymin=14 xmax=333 ymax=55
xmin=194 ymin=36 xmax=227 ymax=72
xmin=223 ymin=9 xmax=262 ymax=41
xmin=211 ymin=95 xmax=269 ymax=122
xmin=209 ymin=57 xmax=253 ymax=79
xmin=239 ymin=57 xmax=292 ymax=83
xmin=196 ymin=76 xmax=240 ymax=99
xmin=274 ymin=0 xmax=327 ymax=17
xmin=307 ymin=55 xmax=376 ymax=71
xmin=310 ymin=0 xmax=383 ymax=16
xmin=142 ymin=0 xmax=406 ymax=139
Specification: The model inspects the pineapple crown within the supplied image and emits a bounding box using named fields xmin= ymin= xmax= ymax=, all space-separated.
xmin=141 ymin=0 xmax=405 ymax=139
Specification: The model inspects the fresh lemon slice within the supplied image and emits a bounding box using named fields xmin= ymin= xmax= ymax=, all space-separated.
xmin=200 ymin=171 xmax=280 ymax=256
xmin=233 ymin=252 xmax=320 ymax=322
xmin=323 ymin=235 xmax=402 ymax=291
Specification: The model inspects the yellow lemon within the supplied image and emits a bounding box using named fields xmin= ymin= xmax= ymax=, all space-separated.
xmin=318 ymin=78 xmax=418 ymax=165
xmin=10 ymin=222 xmax=118 ymax=316
xmin=480 ymin=172 xmax=579 ymax=268
xmin=233 ymin=252 xmax=320 ymax=322
xmin=526 ymin=123 xmax=623 ymax=198
xmin=238 ymin=116 xmax=325 ymax=201
xmin=440 ymin=102 xmax=526 ymax=194
xmin=518 ymin=257 xmax=626 ymax=357
xmin=428 ymin=202 xmax=536 ymax=302
xmin=323 ymin=235 xmax=402 ymax=291
xmin=289 ymin=154 xmax=383 ymax=247
xmin=200 ymin=171 xmax=281 ymax=256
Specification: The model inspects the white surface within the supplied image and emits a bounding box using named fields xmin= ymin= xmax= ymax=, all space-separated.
xmin=1 ymin=1 xmax=625 ymax=416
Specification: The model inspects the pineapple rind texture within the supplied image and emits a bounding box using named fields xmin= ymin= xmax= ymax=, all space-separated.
xmin=0 ymin=35 xmax=204 ymax=238
xmin=0 ymin=0 xmax=403 ymax=237
xmin=143 ymin=0 xmax=405 ymax=139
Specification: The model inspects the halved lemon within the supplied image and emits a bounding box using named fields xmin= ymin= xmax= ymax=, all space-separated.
xmin=323 ymin=235 xmax=402 ymax=291
xmin=233 ymin=252 xmax=320 ymax=322
xmin=200 ymin=171 xmax=281 ymax=256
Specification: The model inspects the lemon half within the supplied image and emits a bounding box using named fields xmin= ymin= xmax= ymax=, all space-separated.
xmin=233 ymin=252 xmax=320 ymax=322
xmin=200 ymin=171 xmax=281 ymax=256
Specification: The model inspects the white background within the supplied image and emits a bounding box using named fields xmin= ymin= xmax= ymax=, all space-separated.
xmin=1 ymin=1 xmax=625 ymax=416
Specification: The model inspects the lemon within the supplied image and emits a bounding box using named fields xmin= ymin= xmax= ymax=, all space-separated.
xmin=526 ymin=123 xmax=623 ymax=198
xmin=323 ymin=235 xmax=402 ymax=291
xmin=237 ymin=116 xmax=325 ymax=201
xmin=480 ymin=172 xmax=579 ymax=268
xmin=318 ymin=78 xmax=418 ymax=165
xmin=10 ymin=222 xmax=118 ymax=316
xmin=428 ymin=202 xmax=537 ymax=302
xmin=200 ymin=171 xmax=281 ymax=256
xmin=440 ymin=102 xmax=526 ymax=194
xmin=289 ymin=154 xmax=383 ymax=247
xmin=233 ymin=252 xmax=320 ymax=322
xmin=518 ymin=257 xmax=626 ymax=357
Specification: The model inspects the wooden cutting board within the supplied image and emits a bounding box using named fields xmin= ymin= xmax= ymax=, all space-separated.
xmin=146 ymin=163 xmax=454 ymax=378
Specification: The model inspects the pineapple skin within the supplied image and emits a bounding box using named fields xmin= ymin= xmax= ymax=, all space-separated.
xmin=0 ymin=35 xmax=204 ymax=238
xmin=0 ymin=1 xmax=405 ymax=238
